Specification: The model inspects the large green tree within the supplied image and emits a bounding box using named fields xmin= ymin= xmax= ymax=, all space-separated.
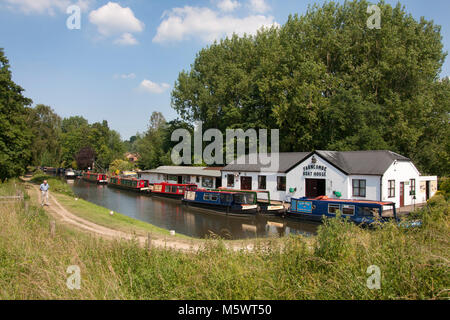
xmin=27 ymin=104 xmax=62 ymax=167
xmin=171 ymin=0 xmax=450 ymax=176
xmin=0 ymin=49 xmax=33 ymax=180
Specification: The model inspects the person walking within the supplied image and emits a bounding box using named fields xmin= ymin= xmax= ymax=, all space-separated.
xmin=40 ymin=180 xmax=50 ymax=206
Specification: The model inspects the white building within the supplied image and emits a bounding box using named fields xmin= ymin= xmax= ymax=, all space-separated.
xmin=221 ymin=151 xmax=438 ymax=208
xmin=138 ymin=166 xmax=223 ymax=189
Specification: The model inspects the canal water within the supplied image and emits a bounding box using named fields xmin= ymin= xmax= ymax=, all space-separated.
xmin=68 ymin=179 xmax=319 ymax=240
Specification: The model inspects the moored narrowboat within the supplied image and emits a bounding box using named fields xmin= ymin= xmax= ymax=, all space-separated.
xmin=64 ymin=169 xmax=76 ymax=179
xmin=182 ymin=190 xmax=259 ymax=215
xmin=287 ymin=196 xmax=398 ymax=225
xmin=82 ymin=172 xmax=108 ymax=184
xmin=151 ymin=182 xmax=198 ymax=199
xmin=108 ymin=176 xmax=150 ymax=192
xmin=216 ymin=188 xmax=286 ymax=215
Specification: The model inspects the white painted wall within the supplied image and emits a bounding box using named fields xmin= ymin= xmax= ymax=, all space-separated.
xmin=382 ymin=161 xmax=423 ymax=208
xmin=139 ymin=172 xmax=218 ymax=189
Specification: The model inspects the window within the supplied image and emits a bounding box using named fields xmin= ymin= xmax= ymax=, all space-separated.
xmin=359 ymin=207 xmax=380 ymax=218
xmin=388 ymin=180 xmax=395 ymax=198
xmin=410 ymin=179 xmax=416 ymax=195
xmin=203 ymin=194 xmax=211 ymax=201
xmin=210 ymin=194 xmax=218 ymax=201
xmin=202 ymin=177 xmax=213 ymax=188
xmin=220 ymin=194 xmax=232 ymax=203
xmin=352 ymin=179 xmax=366 ymax=197
xmin=328 ymin=204 xmax=340 ymax=214
xmin=342 ymin=205 xmax=355 ymax=215
xmin=227 ymin=174 xmax=235 ymax=187
xmin=258 ymin=176 xmax=267 ymax=190
xmin=170 ymin=186 xmax=178 ymax=193
xmin=196 ymin=176 xmax=200 ymax=183
xmin=277 ymin=176 xmax=286 ymax=191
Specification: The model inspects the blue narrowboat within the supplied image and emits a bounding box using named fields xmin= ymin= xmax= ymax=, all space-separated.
xmin=182 ymin=190 xmax=259 ymax=215
xmin=287 ymin=196 xmax=398 ymax=225
xmin=215 ymin=188 xmax=286 ymax=215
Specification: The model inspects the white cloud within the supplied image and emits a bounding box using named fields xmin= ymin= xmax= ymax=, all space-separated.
xmin=89 ymin=2 xmax=144 ymax=45
xmin=113 ymin=33 xmax=138 ymax=46
xmin=248 ymin=0 xmax=270 ymax=14
xmin=216 ymin=0 xmax=240 ymax=12
xmin=114 ymin=73 xmax=136 ymax=79
xmin=153 ymin=6 xmax=278 ymax=43
xmin=138 ymin=80 xmax=170 ymax=94
xmin=3 ymin=0 xmax=92 ymax=15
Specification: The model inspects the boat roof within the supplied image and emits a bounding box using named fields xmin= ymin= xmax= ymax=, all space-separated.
xmin=298 ymin=196 xmax=395 ymax=206
xmin=155 ymin=182 xmax=198 ymax=187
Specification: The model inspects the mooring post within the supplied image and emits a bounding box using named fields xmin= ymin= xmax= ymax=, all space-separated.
xmin=50 ymin=220 xmax=56 ymax=237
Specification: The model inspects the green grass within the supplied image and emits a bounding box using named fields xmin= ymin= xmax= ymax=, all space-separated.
xmin=52 ymin=192 xmax=192 ymax=240
xmin=0 ymin=179 xmax=449 ymax=300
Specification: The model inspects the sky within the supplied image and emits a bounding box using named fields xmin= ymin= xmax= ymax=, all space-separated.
xmin=1 ymin=0 xmax=449 ymax=140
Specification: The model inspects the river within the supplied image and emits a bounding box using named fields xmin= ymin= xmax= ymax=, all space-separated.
xmin=68 ymin=179 xmax=319 ymax=240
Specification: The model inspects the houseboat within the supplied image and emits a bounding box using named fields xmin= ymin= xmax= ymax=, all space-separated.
xmin=108 ymin=176 xmax=151 ymax=193
xmin=150 ymin=182 xmax=198 ymax=199
xmin=287 ymin=196 xmax=398 ymax=225
xmin=82 ymin=172 xmax=108 ymax=184
xmin=216 ymin=188 xmax=286 ymax=215
xmin=64 ymin=169 xmax=76 ymax=180
xmin=182 ymin=190 xmax=259 ymax=215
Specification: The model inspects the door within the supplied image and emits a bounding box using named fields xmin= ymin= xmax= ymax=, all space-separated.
xmin=400 ymin=182 xmax=405 ymax=207
xmin=177 ymin=176 xmax=183 ymax=184
xmin=240 ymin=177 xmax=252 ymax=190
xmin=216 ymin=177 xmax=222 ymax=188
xmin=426 ymin=181 xmax=431 ymax=200
xmin=306 ymin=179 xmax=326 ymax=198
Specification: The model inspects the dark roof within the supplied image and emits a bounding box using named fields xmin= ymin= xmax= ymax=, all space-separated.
xmin=222 ymin=150 xmax=412 ymax=175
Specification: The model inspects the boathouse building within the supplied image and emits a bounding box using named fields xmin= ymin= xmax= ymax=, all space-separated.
xmin=221 ymin=151 xmax=438 ymax=208
xmin=138 ymin=166 xmax=223 ymax=189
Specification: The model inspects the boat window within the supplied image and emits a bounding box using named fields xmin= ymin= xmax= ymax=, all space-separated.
xmin=234 ymin=193 xmax=255 ymax=204
xmin=220 ymin=194 xmax=232 ymax=203
xmin=328 ymin=204 xmax=340 ymax=214
xmin=342 ymin=205 xmax=355 ymax=215
xmin=210 ymin=194 xmax=218 ymax=202
xmin=178 ymin=187 xmax=186 ymax=193
xmin=203 ymin=194 xmax=211 ymax=201
xmin=359 ymin=207 xmax=380 ymax=218
xmin=170 ymin=186 xmax=178 ymax=193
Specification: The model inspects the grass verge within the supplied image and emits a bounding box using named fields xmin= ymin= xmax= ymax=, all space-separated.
xmin=0 ymin=179 xmax=448 ymax=299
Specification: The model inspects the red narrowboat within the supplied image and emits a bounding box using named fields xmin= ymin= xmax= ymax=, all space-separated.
xmin=82 ymin=172 xmax=108 ymax=184
xmin=108 ymin=176 xmax=151 ymax=192
xmin=151 ymin=182 xmax=198 ymax=199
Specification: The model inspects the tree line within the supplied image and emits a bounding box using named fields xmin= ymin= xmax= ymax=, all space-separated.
xmin=171 ymin=0 xmax=450 ymax=177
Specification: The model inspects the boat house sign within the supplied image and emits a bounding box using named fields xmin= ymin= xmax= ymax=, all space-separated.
xmin=303 ymin=164 xmax=327 ymax=177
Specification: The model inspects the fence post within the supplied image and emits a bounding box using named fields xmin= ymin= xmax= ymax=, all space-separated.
xmin=50 ymin=220 xmax=56 ymax=237
xmin=147 ymin=233 xmax=152 ymax=252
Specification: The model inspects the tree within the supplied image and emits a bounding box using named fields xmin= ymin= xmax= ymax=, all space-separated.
xmin=0 ymin=48 xmax=33 ymax=180
xmin=75 ymin=146 xmax=96 ymax=170
xmin=109 ymin=159 xmax=135 ymax=174
xmin=171 ymin=0 xmax=449 ymax=176
xmin=27 ymin=104 xmax=62 ymax=167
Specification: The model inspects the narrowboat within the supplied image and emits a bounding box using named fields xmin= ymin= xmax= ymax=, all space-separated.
xmin=82 ymin=172 xmax=108 ymax=184
xmin=216 ymin=188 xmax=286 ymax=215
xmin=64 ymin=169 xmax=76 ymax=180
xmin=150 ymin=182 xmax=198 ymax=199
xmin=287 ymin=196 xmax=398 ymax=225
xmin=108 ymin=176 xmax=151 ymax=193
xmin=182 ymin=190 xmax=259 ymax=215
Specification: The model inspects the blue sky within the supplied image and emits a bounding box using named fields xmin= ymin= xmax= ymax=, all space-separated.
xmin=1 ymin=0 xmax=449 ymax=140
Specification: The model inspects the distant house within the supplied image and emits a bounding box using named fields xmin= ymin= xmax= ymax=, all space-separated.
xmin=125 ymin=153 xmax=139 ymax=163
xmin=221 ymin=150 xmax=438 ymax=208
xmin=138 ymin=166 xmax=223 ymax=189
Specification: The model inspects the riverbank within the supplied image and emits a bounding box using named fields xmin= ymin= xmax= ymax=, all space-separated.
xmin=1 ymin=178 xmax=449 ymax=299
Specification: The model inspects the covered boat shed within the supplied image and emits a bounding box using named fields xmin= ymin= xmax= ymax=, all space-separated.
xmin=221 ymin=150 xmax=438 ymax=208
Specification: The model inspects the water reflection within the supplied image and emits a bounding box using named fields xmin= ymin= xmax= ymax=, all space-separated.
xmin=69 ymin=179 xmax=319 ymax=239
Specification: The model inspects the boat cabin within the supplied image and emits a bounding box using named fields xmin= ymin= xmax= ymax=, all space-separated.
xmin=151 ymin=182 xmax=198 ymax=199
xmin=288 ymin=196 xmax=397 ymax=225
xmin=83 ymin=172 xmax=108 ymax=184
xmin=183 ymin=190 xmax=259 ymax=215
xmin=108 ymin=176 xmax=150 ymax=192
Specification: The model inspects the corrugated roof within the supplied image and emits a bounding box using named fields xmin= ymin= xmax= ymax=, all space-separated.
xmin=140 ymin=166 xmax=222 ymax=177
xmin=222 ymin=151 xmax=412 ymax=175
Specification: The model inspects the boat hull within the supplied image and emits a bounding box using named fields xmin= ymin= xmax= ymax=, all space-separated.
xmin=182 ymin=200 xmax=258 ymax=215
xmin=108 ymin=183 xmax=149 ymax=193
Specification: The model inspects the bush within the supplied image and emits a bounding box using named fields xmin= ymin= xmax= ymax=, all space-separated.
xmin=30 ymin=173 xmax=74 ymax=197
